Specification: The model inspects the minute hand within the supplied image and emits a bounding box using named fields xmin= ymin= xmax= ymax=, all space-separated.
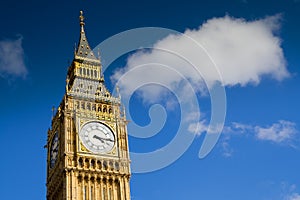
xmin=101 ymin=137 xmax=114 ymax=142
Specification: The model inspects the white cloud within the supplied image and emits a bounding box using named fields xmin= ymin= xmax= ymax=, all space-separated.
xmin=188 ymin=120 xmax=208 ymax=135
xmin=219 ymin=122 xmax=250 ymax=157
xmin=223 ymin=120 xmax=297 ymax=144
xmin=111 ymin=15 xmax=291 ymax=158
xmin=255 ymin=120 xmax=297 ymax=143
xmin=287 ymin=193 xmax=300 ymax=200
xmin=185 ymin=14 xmax=288 ymax=86
xmin=283 ymin=183 xmax=300 ymax=200
xmin=184 ymin=111 xmax=201 ymax=123
xmin=221 ymin=139 xmax=234 ymax=157
xmin=223 ymin=122 xmax=253 ymax=135
xmin=219 ymin=120 xmax=298 ymax=157
xmin=0 ymin=36 xmax=28 ymax=78
xmin=113 ymin=14 xmax=289 ymax=103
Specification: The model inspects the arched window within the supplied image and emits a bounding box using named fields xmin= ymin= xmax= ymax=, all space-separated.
xmin=78 ymin=158 xmax=83 ymax=168
xmin=103 ymin=161 xmax=108 ymax=170
xmin=97 ymin=160 xmax=102 ymax=169
xmin=115 ymin=162 xmax=120 ymax=171
xmin=84 ymin=158 xmax=89 ymax=168
xmin=109 ymin=161 xmax=114 ymax=169
xmin=90 ymin=159 xmax=95 ymax=168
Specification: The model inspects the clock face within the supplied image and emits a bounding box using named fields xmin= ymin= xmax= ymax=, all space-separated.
xmin=50 ymin=132 xmax=59 ymax=168
xmin=79 ymin=121 xmax=115 ymax=154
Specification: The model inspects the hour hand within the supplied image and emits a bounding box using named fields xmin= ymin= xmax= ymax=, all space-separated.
xmin=93 ymin=135 xmax=104 ymax=143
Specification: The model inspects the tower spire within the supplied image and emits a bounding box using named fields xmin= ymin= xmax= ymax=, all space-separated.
xmin=75 ymin=10 xmax=98 ymax=61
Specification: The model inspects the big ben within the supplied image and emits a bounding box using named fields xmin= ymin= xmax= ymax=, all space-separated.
xmin=46 ymin=11 xmax=131 ymax=200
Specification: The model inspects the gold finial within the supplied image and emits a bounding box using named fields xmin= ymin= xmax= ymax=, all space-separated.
xmin=79 ymin=10 xmax=85 ymax=26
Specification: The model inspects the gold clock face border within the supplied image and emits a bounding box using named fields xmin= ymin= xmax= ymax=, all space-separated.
xmin=79 ymin=121 xmax=116 ymax=154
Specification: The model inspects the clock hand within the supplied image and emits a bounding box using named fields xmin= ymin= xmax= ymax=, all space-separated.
xmin=101 ymin=138 xmax=114 ymax=142
xmin=93 ymin=135 xmax=105 ymax=143
xmin=93 ymin=135 xmax=113 ymax=142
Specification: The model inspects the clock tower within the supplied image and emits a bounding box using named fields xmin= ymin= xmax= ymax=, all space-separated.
xmin=46 ymin=11 xmax=131 ymax=200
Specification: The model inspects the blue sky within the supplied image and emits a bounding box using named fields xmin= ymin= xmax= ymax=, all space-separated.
xmin=0 ymin=0 xmax=300 ymax=199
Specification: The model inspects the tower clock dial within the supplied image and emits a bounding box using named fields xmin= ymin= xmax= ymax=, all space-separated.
xmin=50 ymin=132 xmax=59 ymax=168
xmin=79 ymin=121 xmax=115 ymax=154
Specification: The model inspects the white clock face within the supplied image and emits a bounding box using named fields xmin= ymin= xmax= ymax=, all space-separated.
xmin=50 ymin=132 xmax=59 ymax=168
xmin=79 ymin=121 xmax=115 ymax=153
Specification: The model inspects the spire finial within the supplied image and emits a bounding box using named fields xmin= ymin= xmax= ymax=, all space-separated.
xmin=79 ymin=10 xmax=85 ymax=27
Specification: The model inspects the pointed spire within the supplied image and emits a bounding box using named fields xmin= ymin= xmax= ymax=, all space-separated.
xmin=75 ymin=10 xmax=98 ymax=62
